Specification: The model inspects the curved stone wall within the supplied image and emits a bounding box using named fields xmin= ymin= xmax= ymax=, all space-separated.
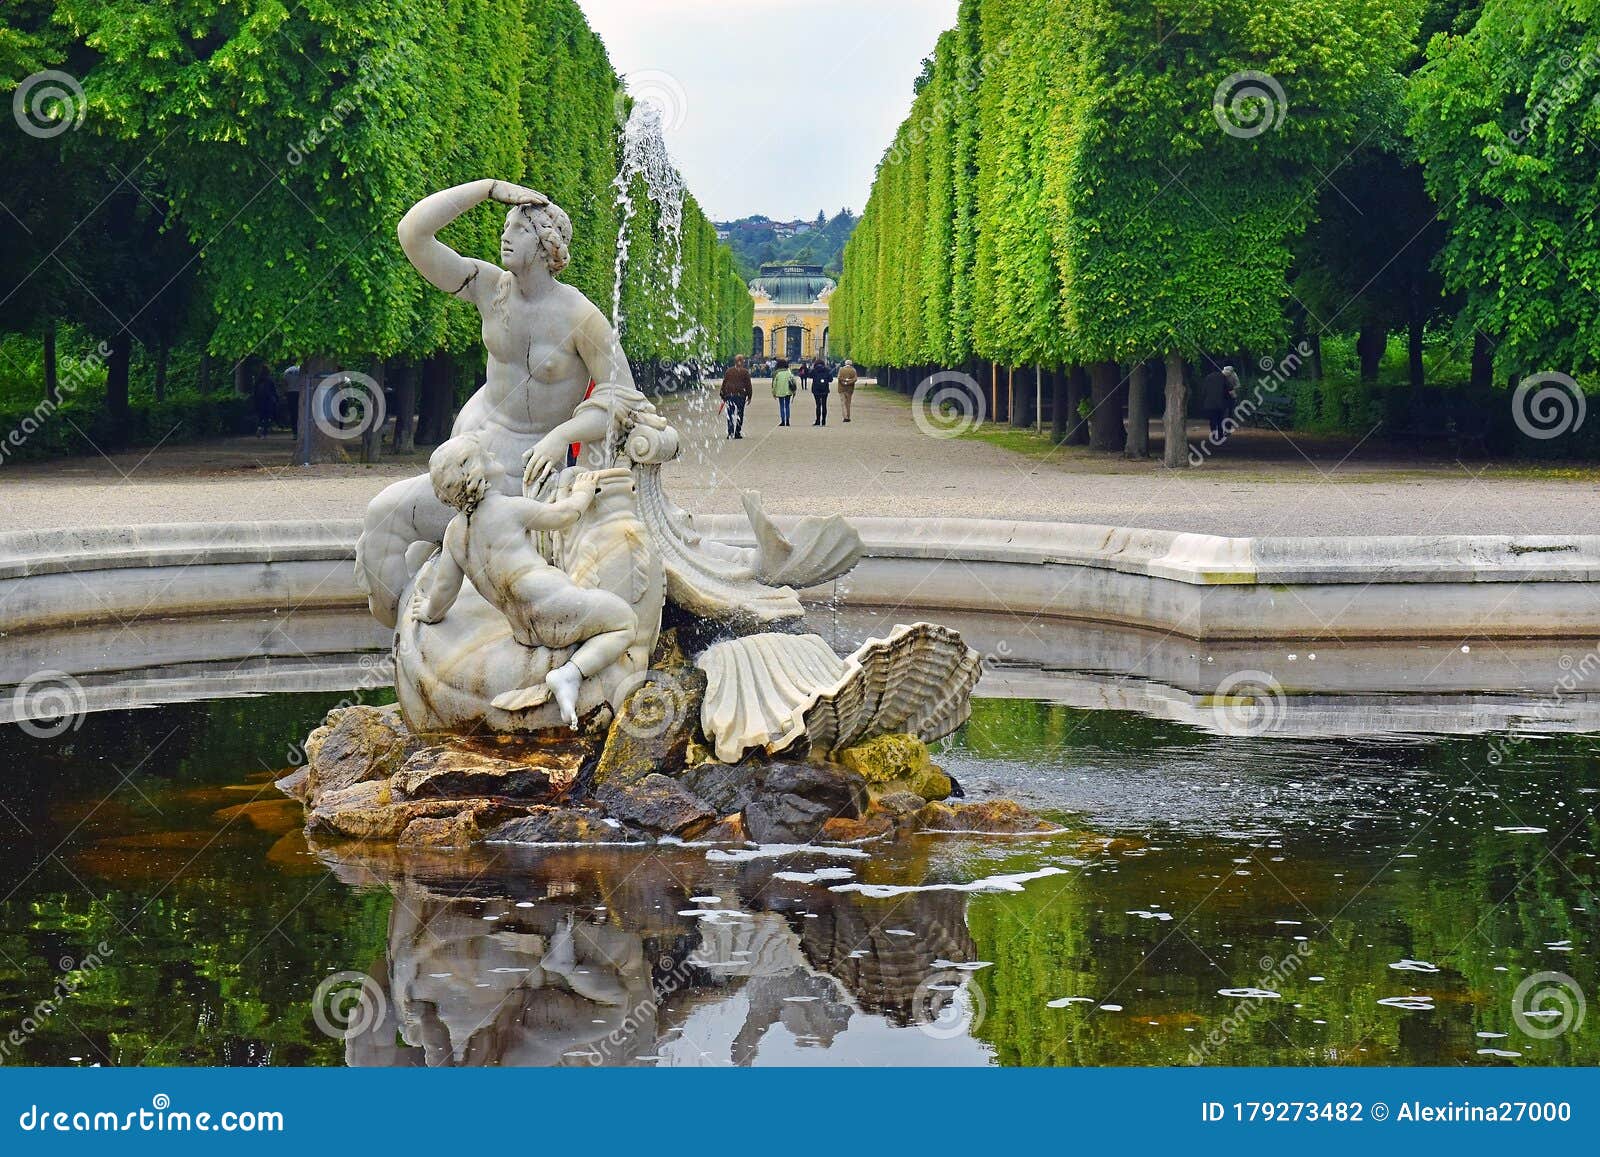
xmin=4 ymin=517 xmax=1599 ymax=640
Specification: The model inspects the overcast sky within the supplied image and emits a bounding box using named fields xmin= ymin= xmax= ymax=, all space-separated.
xmin=577 ymin=0 xmax=961 ymax=222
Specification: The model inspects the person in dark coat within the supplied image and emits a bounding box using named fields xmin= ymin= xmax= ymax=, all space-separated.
xmin=1199 ymin=366 xmax=1233 ymax=440
xmin=719 ymin=354 xmax=754 ymax=439
xmin=810 ymin=357 xmax=834 ymax=426
xmin=252 ymin=368 xmax=279 ymax=437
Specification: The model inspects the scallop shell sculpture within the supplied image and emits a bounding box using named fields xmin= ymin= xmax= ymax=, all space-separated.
xmin=802 ymin=622 xmax=981 ymax=756
xmin=697 ymin=623 xmax=981 ymax=763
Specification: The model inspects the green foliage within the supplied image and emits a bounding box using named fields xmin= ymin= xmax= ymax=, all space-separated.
xmin=840 ymin=0 xmax=1423 ymax=369
xmin=1409 ymin=0 xmax=1600 ymax=375
xmin=0 ymin=0 xmax=745 ymax=451
xmin=719 ymin=211 xmax=857 ymax=280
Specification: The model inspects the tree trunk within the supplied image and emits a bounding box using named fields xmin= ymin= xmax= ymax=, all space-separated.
xmin=1162 ymin=351 xmax=1189 ymax=468
xmin=105 ymin=331 xmax=132 ymax=446
xmin=1308 ymin=333 xmax=1323 ymax=381
xmin=1125 ymin=360 xmax=1152 ymax=458
xmin=1356 ymin=325 xmax=1386 ymax=382
xmin=1088 ymin=360 xmax=1122 ymax=451
xmin=390 ymin=359 xmax=417 ymax=454
xmin=417 ymin=353 xmax=455 ymax=445
xmin=198 ymin=351 xmax=213 ymax=395
xmin=1011 ymin=366 xmax=1034 ymax=428
xmin=42 ymin=323 xmax=59 ymax=403
xmin=1065 ymin=365 xmax=1089 ymax=445
xmin=1408 ymin=308 xmax=1425 ymax=390
xmin=1049 ymin=368 xmax=1068 ymax=443
xmin=153 ymin=341 xmax=169 ymax=403
xmin=1470 ymin=330 xmax=1494 ymax=389
xmin=360 ymin=361 xmax=384 ymax=463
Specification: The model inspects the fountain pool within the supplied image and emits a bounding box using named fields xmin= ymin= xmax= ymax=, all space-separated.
xmin=1 ymin=613 xmax=1593 ymax=1068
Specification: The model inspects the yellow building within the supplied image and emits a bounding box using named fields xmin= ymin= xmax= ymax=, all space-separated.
xmin=749 ymin=263 xmax=833 ymax=363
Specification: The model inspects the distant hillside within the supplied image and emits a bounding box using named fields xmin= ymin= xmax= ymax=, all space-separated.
xmin=716 ymin=210 xmax=858 ymax=281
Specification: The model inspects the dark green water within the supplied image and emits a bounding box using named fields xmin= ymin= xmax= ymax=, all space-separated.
xmin=0 ymin=692 xmax=1595 ymax=1067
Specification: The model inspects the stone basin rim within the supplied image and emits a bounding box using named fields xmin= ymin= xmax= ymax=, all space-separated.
xmin=5 ymin=516 xmax=1600 ymax=640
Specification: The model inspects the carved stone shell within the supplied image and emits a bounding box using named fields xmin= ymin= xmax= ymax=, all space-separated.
xmin=697 ymin=623 xmax=981 ymax=764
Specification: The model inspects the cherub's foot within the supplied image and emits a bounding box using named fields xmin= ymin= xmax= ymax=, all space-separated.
xmin=546 ymin=661 xmax=583 ymax=729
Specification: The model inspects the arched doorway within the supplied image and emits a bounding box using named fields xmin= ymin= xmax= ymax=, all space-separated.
xmin=751 ymin=326 xmax=765 ymax=358
xmin=821 ymin=326 xmax=829 ymax=359
xmin=784 ymin=327 xmax=804 ymax=362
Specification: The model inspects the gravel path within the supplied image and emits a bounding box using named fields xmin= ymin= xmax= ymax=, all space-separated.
xmin=2 ymin=385 xmax=1597 ymax=538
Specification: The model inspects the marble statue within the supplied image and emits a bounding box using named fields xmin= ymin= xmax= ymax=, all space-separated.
xmin=358 ymin=180 xmax=627 ymax=630
xmin=357 ymin=179 xmax=860 ymax=636
xmin=412 ymin=436 xmax=637 ymax=726
xmin=291 ymin=180 xmax=1041 ymax=847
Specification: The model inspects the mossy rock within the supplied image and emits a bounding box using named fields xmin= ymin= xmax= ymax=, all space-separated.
xmin=592 ymin=667 xmax=707 ymax=788
xmin=837 ymin=733 xmax=928 ymax=782
xmin=836 ymin=734 xmax=951 ymax=801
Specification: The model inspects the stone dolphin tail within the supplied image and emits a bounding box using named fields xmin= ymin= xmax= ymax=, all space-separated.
xmin=739 ymin=491 xmax=863 ymax=590
xmin=629 ymin=468 xmax=865 ymax=632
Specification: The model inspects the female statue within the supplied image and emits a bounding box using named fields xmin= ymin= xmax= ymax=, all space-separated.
xmin=356 ymin=179 xmax=632 ymax=627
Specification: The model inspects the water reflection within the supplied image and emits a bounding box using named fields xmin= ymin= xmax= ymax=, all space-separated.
xmin=0 ymin=690 xmax=1592 ymax=1068
xmin=319 ymin=841 xmax=989 ymax=1067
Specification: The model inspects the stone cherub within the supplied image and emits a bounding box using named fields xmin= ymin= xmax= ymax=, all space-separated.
xmin=411 ymin=432 xmax=638 ymax=727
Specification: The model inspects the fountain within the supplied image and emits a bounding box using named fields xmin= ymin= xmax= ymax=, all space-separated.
xmin=284 ymin=170 xmax=1035 ymax=851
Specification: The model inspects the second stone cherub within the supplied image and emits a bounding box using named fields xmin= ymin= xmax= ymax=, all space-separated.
xmin=412 ymin=431 xmax=638 ymax=727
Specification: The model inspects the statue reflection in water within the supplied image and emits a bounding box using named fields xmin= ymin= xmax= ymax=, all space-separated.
xmin=322 ymin=845 xmax=982 ymax=1067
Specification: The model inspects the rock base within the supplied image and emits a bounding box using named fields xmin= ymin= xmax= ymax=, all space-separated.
xmin=283 ymin=701 xmax=1055 ymax=850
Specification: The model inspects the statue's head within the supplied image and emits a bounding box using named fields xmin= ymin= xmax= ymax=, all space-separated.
xmin=501 ymin=200 xmax=573 ymax=276
xmin=429 ymin=432 xmax=500 ymax=513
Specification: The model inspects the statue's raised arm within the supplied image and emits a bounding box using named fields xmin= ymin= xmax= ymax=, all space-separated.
xmin=396 ymin=179 xmax=548 ymax=306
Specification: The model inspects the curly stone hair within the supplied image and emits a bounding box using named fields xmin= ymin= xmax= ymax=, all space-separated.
xmin=520 ymin=199 xmax=572 ymax=274
xmin=428 ymin=432 xmax=495 ymax=514
xmin=492 ymin=200 xmax=573 ymax=319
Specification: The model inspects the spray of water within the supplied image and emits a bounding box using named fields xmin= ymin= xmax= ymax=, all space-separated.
xmin=611 ymin=101 xmax=724 ymax=477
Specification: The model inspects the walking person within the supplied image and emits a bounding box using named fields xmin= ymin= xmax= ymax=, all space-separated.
xmin=810 ymin=356 xmax=833 ymax=426
xmin=796 ymin=360 xmax=811 ymax=393
xmin=719 ymin=354 xmax=753 ymax=439
xmin=1199 ymin=364 xmax=1234 ymax=441
xmin=771 ymin=358 xmax=797 ymax=427
xmin=837 ymin=359 xmax=858 ymax=422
